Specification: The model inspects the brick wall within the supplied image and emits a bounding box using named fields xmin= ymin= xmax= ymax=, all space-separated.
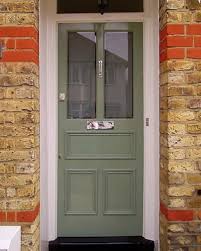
xmin=160 ymin=0 xmax=201 ymax=250
xmin=0 ymin=1 xmax=39 ymax=250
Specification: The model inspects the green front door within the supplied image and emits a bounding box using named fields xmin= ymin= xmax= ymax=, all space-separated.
xmin=58 ymin=23 xmax=143 ymax=237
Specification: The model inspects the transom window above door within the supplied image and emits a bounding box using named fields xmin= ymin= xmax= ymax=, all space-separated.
xmin=58 ymin=23 xmax=136 ymax=120
xmin=57 ymin=0 xmax=143 ymax=14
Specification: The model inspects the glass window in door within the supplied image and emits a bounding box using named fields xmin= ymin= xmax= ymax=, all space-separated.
xmin=68 ymin=32 xmax=96 ymax=119
xmin=104 ymin=32 xmax=133 ymax=118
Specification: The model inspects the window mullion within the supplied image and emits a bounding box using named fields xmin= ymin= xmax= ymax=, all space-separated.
xmin=96 ymin=24 xmax=105 ymax=119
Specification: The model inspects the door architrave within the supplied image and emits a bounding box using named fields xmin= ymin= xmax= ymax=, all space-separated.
xmin=40 ymin=0 xmax=159 ymax=246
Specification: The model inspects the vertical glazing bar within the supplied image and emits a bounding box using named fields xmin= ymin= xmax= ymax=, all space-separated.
xmin=96 ymin=24 xmax=104 ymax=119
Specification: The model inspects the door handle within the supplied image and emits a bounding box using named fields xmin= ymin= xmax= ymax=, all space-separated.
xmin=98 ymin=60 xmax=103 ymax=78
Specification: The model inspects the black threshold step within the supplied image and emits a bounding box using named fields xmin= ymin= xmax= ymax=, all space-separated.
xmin=49 ymin=236 xmax=155 ymax=251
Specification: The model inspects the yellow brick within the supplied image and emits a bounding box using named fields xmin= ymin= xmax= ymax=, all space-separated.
xmin=6 ymin=2 xmax=35 ymax=13
xmin=160 ymin=97 xmax=168 ymax=110
xmin=5 ymin=88 xmax=15 ymax=99
xmin=6 ymin=200 xmax=17 ymax=210
xmin=169 ymin=173 xmax=185 ymax=185
xmin=22 ymin=216 xmax=39 ymax=234
xmin=0 ymin=174 xmax=33 ymax=187
xmin=195 ymin=135 xmax=201 ymax=146
xmin=0 ymin=164 xmax=5 ymax=174
xmin=15 ymin=86 xmax=34 ymax=99
xmin=189 ymin=98 xmax=201 ymax=109
xmin=188 ymin=197 xmax=201 ymax=208
xmin=168 ymin=97 xmax=187 ymax=109
xmin=168 ymin=86 xmax=195 ymax=96
xmin=3 ymin=125 xmax=35 ymax=137
xmin=15 ymin=63 xmax=38 ymax=75
xmin=168 ymin=161 xmax=195 ymax=173
xmin=17 ymin=195 xmax=38 ymax=210
xmin=17 ymin=184 xmax=35 ymax=197
xmin=171 ymin=236 xmax=193 ymax=246
xmin=0 ymin=63 xmax=15 ymax=74
xmin=187 ymin=71 xmax=201 ymax=84
xmin=4 ymin=113 xmax=15 ymax=123
xmin=168 ymin=123 xmax=186 ymax=135
xmin=187 ymin=174 xmax=201 ymax=184
xmin=168 ymin=135 xmax=195 ymax=147
xmin=160 ymin=61 xmax=168 ymax=73
xmin=15 ymin=112 xmax=36 ymax=124
xmin=168 ymin=186 xmax=194 ymax=196
xmin=3 ymin=138 xmax=15 ymax=150
xmin=5 ymin=13 xmax=36 ymax=26
xmin=167 ymin=11 xmax=192 ymax=23
xmin=169 ymin=198 xmax=186 ymax=208
xmin=15 ymin=137 xmax=35 ymax=149
xmin=167 ymin=0 xmax=185 ymax=9
xmin=0 ymin=76 xmax=18 ymax=86
xmin=187 ymin=148 xmax=201 ymax=158
xmin=0 ymin=150 xmax=34 ymax=162
xmin=168 ymin=111 xmax=195 ymax=122
xmin=0 ymin=88 xmax=4 ymax=99
xmin=168 ymin=148 xmax=186 ymax=160
xmin=167 ymin=60 xmax=195 ymax=71
xmin=0 ymin=100 xmax=35 ymax=112
xmin=187 ymin=0 xmax=201 ymax=10
xmin=187 ymin=123 xmax=201 ymax=134
xmin=16 ymin=162 xmax=37 ymax=174
xmin=168 ymin=224 xmax=185 ymax=233
xmin=168 ymin=72 xmax=186 ymax=84
xmin=0 ymin=188 xmax=6 ymax=198
xmin=7 ymin=187 xmax=16 ymax=198
xmin=160 ymin=72 xmax=168 ymax=86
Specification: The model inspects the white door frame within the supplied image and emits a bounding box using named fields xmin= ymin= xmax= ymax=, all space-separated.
xmin=40 ymin=0 xmax=159 ymax=249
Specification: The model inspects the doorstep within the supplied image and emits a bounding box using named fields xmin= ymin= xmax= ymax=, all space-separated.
xmin=49 ymin=236 xmax=154 ymax=251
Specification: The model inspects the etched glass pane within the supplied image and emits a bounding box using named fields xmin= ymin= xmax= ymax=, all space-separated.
xmin=105 ymin=32 xmax=133 ymax=118
xmin=68 ymin=32 xmax=96 ymax=119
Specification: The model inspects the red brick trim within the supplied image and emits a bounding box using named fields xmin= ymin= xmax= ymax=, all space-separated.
xmin=187 ymin=24 xmax=201 ymax=35
xmin=160 ymin=202 xmax=193 ymax=221
xmin=0 ymin=203 xmax=40 ymax=223
xmin=0 ymin=212 xmax=6 ymax=222
xmin=1 ymin=51 xmax=39 ymax=64
xmin=167 ymin=36 xmax=193 ymax=47
xmin=0 ymin=27 xmax=38 ymax=40
xmin=16 ymin=39 xmax=39 ymax=54
xmin=187 ymin=48 xmax=201 ymax=59
xmin=160 ymin=24 xmax=201 ymax=62
xmin=0 ymin=26 xmax=39 ymax=65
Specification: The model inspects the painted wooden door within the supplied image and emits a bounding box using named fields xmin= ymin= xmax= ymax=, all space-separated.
xmin=58 ymin=23 xmax=143 ymax=237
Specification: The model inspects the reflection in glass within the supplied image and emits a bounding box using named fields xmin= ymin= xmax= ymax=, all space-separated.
xmin=68 ymin=32 xmax=96 ymax=119
xmin=105 ymin=32 xmax=133 ymax=118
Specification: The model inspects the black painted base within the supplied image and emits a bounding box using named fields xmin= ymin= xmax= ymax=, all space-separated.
xmin=49 ymin=236 xmax=155 ymax=251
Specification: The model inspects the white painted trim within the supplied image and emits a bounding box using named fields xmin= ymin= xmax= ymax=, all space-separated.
xmin=40 ymin=0 xmax=159 ymax=248
xmin=143 ymin=0 xmax=159 ymax=241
